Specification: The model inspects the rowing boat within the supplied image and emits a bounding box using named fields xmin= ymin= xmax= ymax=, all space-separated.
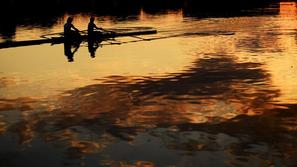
xmin=0 ymin=27 xmax=157 ymax=49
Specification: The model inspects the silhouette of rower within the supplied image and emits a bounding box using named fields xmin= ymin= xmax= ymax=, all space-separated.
xmin=87 ymin=17 xmax=103 ymax=58
xmin=64 ymin=17 xmax=81 ymax=40
xmin=88 ymin=17 xmax=103 ymax=40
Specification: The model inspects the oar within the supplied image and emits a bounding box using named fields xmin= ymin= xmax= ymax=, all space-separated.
xmin=98 ymin=28 xmax=116 ymax=35
xmin=129 ymin=35 xmax=150 ymax=41
xmin=40 ymin=32 xmax=64 ymax=39
xmin=41 ymin=30 xmax=87 ymax=38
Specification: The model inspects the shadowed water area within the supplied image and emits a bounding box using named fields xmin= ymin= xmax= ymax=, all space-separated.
xmin=0 ymin=1 xmax=297 ymax=167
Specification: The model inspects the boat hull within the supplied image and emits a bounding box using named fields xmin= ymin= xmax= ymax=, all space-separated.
xmin=0 ymin=27 xmax=157 ymax=49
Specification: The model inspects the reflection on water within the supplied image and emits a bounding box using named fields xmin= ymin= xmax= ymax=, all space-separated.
xmin=64 ymin=40 xmax=82 ymax=62
xmin=0 ymin=2 xmax=297 ymax=167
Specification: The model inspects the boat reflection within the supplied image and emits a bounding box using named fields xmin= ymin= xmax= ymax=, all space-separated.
xmin=64 ymin=40 xmax=81 ymax=62
xmin=63 ymin=39 xmax=102 ymax=62
xmin=88 ymin=39 xmax=102 ymax=59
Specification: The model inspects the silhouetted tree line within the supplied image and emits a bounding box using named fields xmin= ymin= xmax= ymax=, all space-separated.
xmin=0 ymin=0 xmax=281 ymax=23
xmin=0 ymin=0 xmax=279 ymax=40
xmin=1 ymin=0 xmax=280 ymax=14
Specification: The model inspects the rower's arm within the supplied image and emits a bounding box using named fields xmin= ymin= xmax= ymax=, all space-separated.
xmin=71 ymin=24 xmax=80 ymax=32
xmin=94 ymin=24 xmax=103 ymax=30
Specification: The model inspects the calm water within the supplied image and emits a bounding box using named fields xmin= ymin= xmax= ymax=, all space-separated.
xmin=0 ymin=2 xmax=297 ymax=167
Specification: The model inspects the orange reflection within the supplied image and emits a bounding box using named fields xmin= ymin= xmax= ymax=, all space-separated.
xmin=265 ymin=2 xmax=297 ymax=104
xmin=0 ymin=121 xmax=6 ymax=135
xmin=101 ymin=160 xmax=156 ymax=167
xmin=139 ymin=8 xmax=183 ymax=23
xmin=280 ymin=2 xmax=297 ymax=18
xmin=1 ymin=5 xmax=297 ymax=166
xmin=120 ymin=161 xmax=155 ymax=167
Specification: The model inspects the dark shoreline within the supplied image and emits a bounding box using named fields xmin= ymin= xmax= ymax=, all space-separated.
xmin=0 ymin=0 xmax=280 ymax=41
xmin=2 ymin=0 xmax=279 ymax=13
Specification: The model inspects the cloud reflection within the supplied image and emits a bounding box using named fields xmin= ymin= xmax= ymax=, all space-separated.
xmin=1 ymin=52 xmax=296 ymax=166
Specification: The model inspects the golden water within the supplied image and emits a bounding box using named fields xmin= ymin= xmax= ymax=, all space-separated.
xmin=0 ymin=2 xmax=297 ymax=167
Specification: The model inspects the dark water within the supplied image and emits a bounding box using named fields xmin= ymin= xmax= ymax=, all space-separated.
xmin=0 ymin=2 xmax=297 ymax=167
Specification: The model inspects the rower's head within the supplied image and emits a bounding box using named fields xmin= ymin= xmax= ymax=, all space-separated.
xmin=67 ymin=17 xmax=73 ymax=23
xmin=90 ymin=17 xmax=95 ymax=23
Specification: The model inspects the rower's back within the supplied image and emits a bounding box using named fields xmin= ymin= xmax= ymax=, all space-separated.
xmin=64 ymin=17 xmax=73 ymax=36
xmin=88 ymin=17 xmax=96 ymax=35
xmin=88 ymin=17 xmax=103 ymax=40
xmin=64 ymin=17 xmax=81 ymax=42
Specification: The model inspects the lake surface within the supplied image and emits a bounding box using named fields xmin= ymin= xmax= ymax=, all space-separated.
xmin=0 ymin=2 xmax=297 ymax=167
